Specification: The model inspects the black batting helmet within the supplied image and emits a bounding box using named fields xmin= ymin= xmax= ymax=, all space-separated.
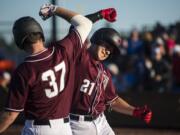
xmin=90 ymin=28 xmax=121 ymax=55
xmin=12 ymin=16 xmax=44 ymax=49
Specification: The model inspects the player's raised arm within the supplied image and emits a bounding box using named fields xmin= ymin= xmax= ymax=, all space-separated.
xmin=39 ymin=3 xmax=92 ymax=43
xmin=85 ymin=8 xmax=117 ymax=23
xmin=67 ymin=8 xmax=117 ymax=41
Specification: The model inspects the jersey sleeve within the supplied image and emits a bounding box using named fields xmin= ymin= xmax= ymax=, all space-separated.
xmin=53 ymin=29 xmax=85 ymax=61
xmin=104 ymin=71 xmax=119 ymax=105
xmin=5 ymin=70 xmax=29 ymax=112
xmin=70 ymin=15 xmax=92 ymax=43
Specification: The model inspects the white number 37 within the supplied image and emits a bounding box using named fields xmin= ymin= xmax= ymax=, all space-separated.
xmin=41 ymin=61 xmax=66 ymax=98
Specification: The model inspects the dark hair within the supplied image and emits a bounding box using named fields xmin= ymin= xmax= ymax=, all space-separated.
xmin=22 ymin=32 xmax=43 ymax=49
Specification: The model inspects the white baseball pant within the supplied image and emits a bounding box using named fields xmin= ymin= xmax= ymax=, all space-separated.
xmin=70 ymin=113 xmax=115 ymax=135
xmin=21 ymin=117 xmax=72 ymax=135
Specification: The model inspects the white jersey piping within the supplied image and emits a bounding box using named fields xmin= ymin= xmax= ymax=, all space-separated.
xmin=25 ymin=47 xmax=55 ymax=62
xmin=5 ymin=107 xmax=24 ymax=112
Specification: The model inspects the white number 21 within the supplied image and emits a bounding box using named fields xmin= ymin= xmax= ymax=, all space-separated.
xmin=42 ymin=61 xmax=66 ymax=98
xmin=80 ymin=79 xmax=95 ymax=95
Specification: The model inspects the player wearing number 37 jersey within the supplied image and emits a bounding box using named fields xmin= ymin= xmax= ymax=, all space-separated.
xmin=0 ymin=3 xmax=93 ymax=135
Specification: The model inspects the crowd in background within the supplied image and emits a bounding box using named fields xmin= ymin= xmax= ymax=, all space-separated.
xmin=1 ymin=21 xmax=180 ymax=94
xmin=106 ymin=21 xmax=180 ymax=93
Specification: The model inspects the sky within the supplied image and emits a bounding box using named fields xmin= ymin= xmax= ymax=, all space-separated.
xmin=0 ymin=0 xmax=180 ymax=42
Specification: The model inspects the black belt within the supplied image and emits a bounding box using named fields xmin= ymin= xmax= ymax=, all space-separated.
xmin=32 ymin=117 xmax=69 ymax=125
xmin=70 ymin=114 xmax=102 ymax=121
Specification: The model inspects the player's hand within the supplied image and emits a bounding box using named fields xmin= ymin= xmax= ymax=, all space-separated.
xmin=39 ymin=3 xmax=57 ymax=20
xmin=100 ymin=8 xmax=117 ymax=22
xmin=133 ymin=105 xmax=152 ymax=124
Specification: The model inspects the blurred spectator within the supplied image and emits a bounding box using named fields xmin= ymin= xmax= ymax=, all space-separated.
xmin=172 ymin=44 xmax=180 ymax=92
xmin=107 ymin=63 xmax=119 ymax=77
xmin=110 ymin=38 xmax=129 ymax=71
xmin=120 ymin=57 xmax=137 ymax=92
xmin=119 ymin=38 xmax=128 ymax=56
xmin=0 ymin=71 xmax=11 ymax=110
xmin=142 ymin=32 xmax=154 ymax=59
xmin=162 ymin=33 xmax=175 ymax=54
xmin=162 ymin=32 xmax=175 ymax=62
xmin=127 ymin=29 xmax=143 ymax=57
xmin=150 ymin=47 xmax=171 ymax=92
xmin=155 ymin=37 xmax=166 ymax=56
xmin=175 ymin=22 xmax=180 ymax=44
xmin=136 ymin=46 xmax=171 ymax=92
xmin=107 ymin=63 xmax=123 ymax=92
xmin=0 ymin=37 xmax=7 ymax=60
xmin=152 ymin=22 xmax=166 ymax=37
xmin=0 ymin=53 xmax=5 ymax=60
xmin=0 ymin=71 xmax=11 ymax=92
xmin=0 ymin=60 xmax=15 ymax=71
xmin=135 ymin=54 xmax=154 ymax=91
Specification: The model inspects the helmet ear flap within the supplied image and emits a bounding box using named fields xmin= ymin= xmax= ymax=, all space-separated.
xmin=90 ymin=28 xmax=121 ymax=56
xmin=13 ymin=16 xmax=44 ymax=49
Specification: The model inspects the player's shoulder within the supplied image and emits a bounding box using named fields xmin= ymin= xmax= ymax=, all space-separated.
xmin=48 ymin=31 xmax=77 ymax=47
xmin=13 ymin=61 xmax=31 ymax=76
xmin=64 ymin=28 xmax=82 ymax=44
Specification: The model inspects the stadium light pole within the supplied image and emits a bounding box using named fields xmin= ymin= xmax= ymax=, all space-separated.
xmin=51 ymin=0 xmax=57 ymax=41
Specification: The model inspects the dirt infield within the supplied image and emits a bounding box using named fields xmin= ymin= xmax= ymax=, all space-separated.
xmin=113 ymin=128 xmax=180 ymax=135
xmin=1 ymin=125 xmax=180 ymax=135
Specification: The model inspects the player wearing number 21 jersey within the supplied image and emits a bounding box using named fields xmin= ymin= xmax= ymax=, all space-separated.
xmin=70 ymin=28 xmax=152 ymax=135
xmin=71 ymin=43 xmax=117 ymax=117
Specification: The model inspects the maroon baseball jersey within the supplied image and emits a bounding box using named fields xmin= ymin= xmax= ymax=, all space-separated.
xmin=5 ymin=29 xmax=83 ymax=119
xmin=71 ymin=44 xmax=118 ymax=117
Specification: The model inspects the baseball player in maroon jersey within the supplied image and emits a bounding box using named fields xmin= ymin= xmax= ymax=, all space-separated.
xmin=0 ymin=3 xmax=93 ymax=135
xmin=69 ymin=13 xmax=152 ymax=135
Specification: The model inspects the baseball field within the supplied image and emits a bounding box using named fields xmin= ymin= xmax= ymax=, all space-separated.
xmin=2 ymin=125 xmax=180 ymax=135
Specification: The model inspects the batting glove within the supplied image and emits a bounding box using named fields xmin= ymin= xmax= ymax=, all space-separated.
xmin=133 ymin=105 xmax=152 ymax=124
xmin=39 ymin=3 xmax=57 ymax=20
xmin=100 ymin=8 xmax=117 ymax=22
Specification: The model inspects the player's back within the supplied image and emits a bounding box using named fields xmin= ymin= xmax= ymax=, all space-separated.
xmin=7 ymin=45 xmax=75 ymax=120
